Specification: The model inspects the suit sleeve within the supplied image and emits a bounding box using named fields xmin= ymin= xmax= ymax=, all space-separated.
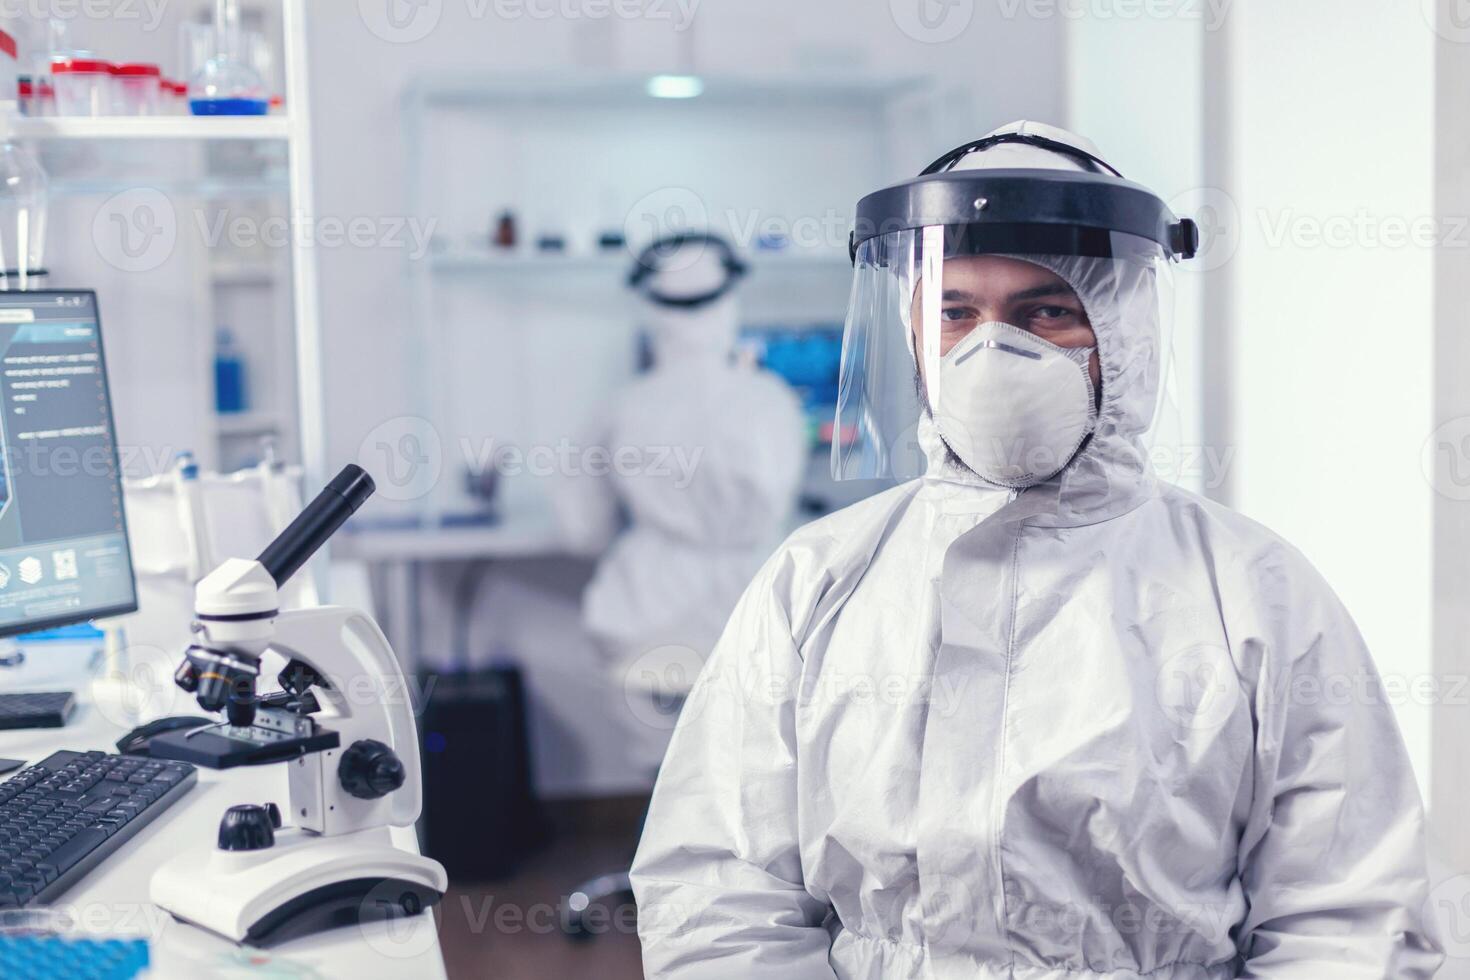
xmin=546 ymin=415 xmax=622 ymax=555
xmin=630 ymin=552 xmax=838 ymax=979
xmin=1236 ymin=550 xmax=1443 ymax=977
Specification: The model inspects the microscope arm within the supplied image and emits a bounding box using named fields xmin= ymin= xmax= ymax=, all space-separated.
xmin=267 ymin=606 xmax=424 ymax=829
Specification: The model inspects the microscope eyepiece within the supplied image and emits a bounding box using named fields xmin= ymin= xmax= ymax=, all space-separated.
xmin=256 ymin=464 xmax=376 ymax=587
xmin=326 ymin=464 xmax=375 ymax=507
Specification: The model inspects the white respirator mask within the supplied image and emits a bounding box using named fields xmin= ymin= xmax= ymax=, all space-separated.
xmin=932 ymin=321 xmax=1098 ymax=488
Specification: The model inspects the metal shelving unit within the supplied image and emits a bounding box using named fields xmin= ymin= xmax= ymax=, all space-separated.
xmin=0 ymin=0 xmax=325 ymax=492
xmin=10 ymin=116 xmax=290 ymax=140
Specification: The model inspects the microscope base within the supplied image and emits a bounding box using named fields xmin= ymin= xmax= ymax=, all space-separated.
xmin=150 ymin=824 xmax=448 ymax=947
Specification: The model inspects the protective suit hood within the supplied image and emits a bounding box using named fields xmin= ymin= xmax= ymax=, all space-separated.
xmin=635 ymin=238 xmax=745 ymax=364
xmin=643 ymin=292 xmax=741 ymax=365
xmin=916 ymin=122 xmax=1164 ymax=526
xmin=999 ymin=247 xmax=1160 ymax=524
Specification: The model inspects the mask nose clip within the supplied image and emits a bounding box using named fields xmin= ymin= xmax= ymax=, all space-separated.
xmin=955 ymin=339 xmax=1044 ymax=366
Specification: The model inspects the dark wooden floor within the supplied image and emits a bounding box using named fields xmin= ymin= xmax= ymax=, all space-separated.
xmin=437 ymin=797 xmax=647 ymax=979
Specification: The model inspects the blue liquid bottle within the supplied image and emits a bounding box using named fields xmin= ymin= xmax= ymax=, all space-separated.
xmin=214 ymin=328 xmax=247 ymax=414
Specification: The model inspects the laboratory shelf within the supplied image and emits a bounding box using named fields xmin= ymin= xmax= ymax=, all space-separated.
xmin=406 ymin=71 xmax=931 ymax=110
xmin=44 ymin=176 xmax=289 ymax=199
xmin=11 ymin=116 xmax=290 ymax=141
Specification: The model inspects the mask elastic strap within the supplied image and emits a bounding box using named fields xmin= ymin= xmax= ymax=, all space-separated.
xmin=1061 ymin=344 xmax=1096 ymax=368
xmin=1064 ymin=345 xmax=1101 ymax=422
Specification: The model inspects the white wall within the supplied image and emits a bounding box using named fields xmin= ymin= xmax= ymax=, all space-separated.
xmin=1227 ymin=1 xmax=1434 ymax=793
xmin=1068 ymin=3 xmax=1437 ymax=813
xmin=301 ymin=0 xmax=1069 ymax=796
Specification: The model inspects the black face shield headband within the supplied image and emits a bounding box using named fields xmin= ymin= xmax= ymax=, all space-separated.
xmin=628 ymin=232 xmax=749 ymax=310
xmin=848 ymin=163 xmax=1199 ymax=266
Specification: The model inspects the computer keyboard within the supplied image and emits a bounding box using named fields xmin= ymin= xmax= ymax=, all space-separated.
xmin=0 ymin=692 xmax=76 ymax=730
xmin=0 ymin=750 xmax=196 ymax=907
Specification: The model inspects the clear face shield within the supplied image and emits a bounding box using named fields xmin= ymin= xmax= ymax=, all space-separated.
xmin=832 ymin=168 xmax=1196 ymax=484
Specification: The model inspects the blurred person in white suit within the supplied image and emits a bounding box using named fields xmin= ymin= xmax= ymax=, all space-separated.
xmin=556 ymin=231 xmax=807 ymax=774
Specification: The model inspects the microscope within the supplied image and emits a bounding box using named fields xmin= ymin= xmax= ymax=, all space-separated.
xmin=148 ymin=465 xmax=448 ymax=947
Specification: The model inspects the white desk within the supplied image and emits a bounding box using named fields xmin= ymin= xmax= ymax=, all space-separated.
xmin=334 ymin=512 xmax=581 ymax=670
xmin=334 ymin=521 xmax=569 ymax=563
xmin=0 ymin=643 xmax=448 ymax=980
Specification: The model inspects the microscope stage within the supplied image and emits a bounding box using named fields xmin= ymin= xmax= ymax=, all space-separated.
xmin=147 ymin=720 xmax=341 ymax=769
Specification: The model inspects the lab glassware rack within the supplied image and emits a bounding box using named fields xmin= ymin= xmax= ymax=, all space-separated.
xmin=0 ymin=0 xmax=325 ymax=492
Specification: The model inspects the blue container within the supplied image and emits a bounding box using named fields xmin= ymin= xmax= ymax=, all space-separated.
xmin=214 ymin=329 xmax=247 ymax=414
xmin=190 ymin=97 xmax=268 ymax=116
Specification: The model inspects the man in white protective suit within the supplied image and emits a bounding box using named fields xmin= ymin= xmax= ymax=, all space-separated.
xmin=630 ymin=122 xmax=1444 ymax=978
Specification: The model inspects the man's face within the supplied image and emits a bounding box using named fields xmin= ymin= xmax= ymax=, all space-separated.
xmin=911 ymin=255 xmax=1101 ymax=389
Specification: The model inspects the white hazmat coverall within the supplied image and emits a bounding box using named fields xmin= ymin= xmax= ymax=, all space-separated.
xmin=630 ymin=128 xmax=1443 ymax=978
xmin=564 ymin=247 xmax=807 ymax=773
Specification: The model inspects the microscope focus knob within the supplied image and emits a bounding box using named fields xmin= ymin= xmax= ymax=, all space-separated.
xmin=338 ymin=739 xmax=406 ymax=800
xmin=218 ymin=804 xmax=278 ymax=851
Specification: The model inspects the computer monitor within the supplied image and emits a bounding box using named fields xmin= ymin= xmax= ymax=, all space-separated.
xmin=0 ymin=290 xmax=136 ymax=642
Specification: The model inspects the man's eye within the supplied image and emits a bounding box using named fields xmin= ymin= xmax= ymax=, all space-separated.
xmin=1031 ymin=305 xmax=1077 ymax=321
xmin=941 ymin=307 xmax=976 ymax=322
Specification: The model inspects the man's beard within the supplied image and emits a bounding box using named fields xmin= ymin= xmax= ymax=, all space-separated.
xmin=914 ymin=367 xmax=972 ymax=475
